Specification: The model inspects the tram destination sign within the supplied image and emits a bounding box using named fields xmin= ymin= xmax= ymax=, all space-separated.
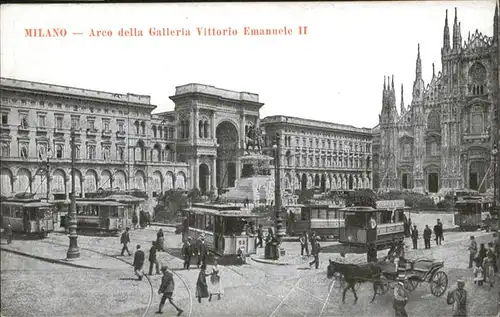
xmin=376 ymin=200 xmax=405 ymax=210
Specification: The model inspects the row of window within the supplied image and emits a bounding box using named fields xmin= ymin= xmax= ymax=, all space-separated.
xmin=284 ymin=155 xmax=371 ymax=169
xmin=278 ymin=135 xmax=371 ymax=153
xmin=399 ymin=142 xmax=440 ymax=159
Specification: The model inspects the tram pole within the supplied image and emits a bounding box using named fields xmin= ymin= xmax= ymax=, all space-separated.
xmin=274 ymin=132 xmax=285 ymax=244
xmin=66 ymin=130 xmax=80 ymax=260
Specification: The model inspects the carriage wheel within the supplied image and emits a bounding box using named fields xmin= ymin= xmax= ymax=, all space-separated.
xmin=404 ymin=278 xmax=418 ymax=292
xmin=430 ymin=271 xmax=448 ymax=297
xmin=375 ymin=282 xmax=389 ymax=295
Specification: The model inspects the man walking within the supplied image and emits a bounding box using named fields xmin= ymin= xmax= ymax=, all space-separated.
xmin=423 ymin=225 xmax=432 ymax=249
xmin=437 ymin=219 xmax=444 ymax=241
xmin=468 ymin=236 xmax=477 ymax=269
xmin=256 ymin=224 xmax=264 ymax=248
xmin=309 ymin=236 xmax=321 ymax=269
xmin=300 ymin=231 xmax=309 ymax=256
xmin=148 ymin=241 xmax=160 ymax=276
xmin=196 ymin=235 xmax=208 ymax=269
xmin=434 ymin=221 xmax=442 ymax=246
xmin=132 ymin=212 xmax=138 ymax=230
xmin=156 ymin=266 xmax=183 ymax=316
xmin=182 ymin=237 xmax=193 ymax=270
xmin=5 ymin=224 xmax=13 ymax=244
xmin=447 ymin=280 xmax=467 ymax=317
xmin=411 ymin=225 xmax=418 ymax=250
xmin=133 ymin=244 xmax=145 ymax=281
xmin=120 ymin=227 xmax=132 ymax=256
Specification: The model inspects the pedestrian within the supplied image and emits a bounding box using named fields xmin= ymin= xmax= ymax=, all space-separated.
xmin=182 ymin=237 xmax=193 ymax=270
xmin=196 ymin=234 xmax=208 ymax=268
xmin=300 ymin=231 xmax=310 ymax=256
xmin=467 ymin=236 xmax=477 ymax=269
xmin=182 ymin=216 xmax=189 ymax=242
xmin=437 ymin=219 xmax=444 ymax=241
xmin=208 ymin=260 xmax=224 ymax=301
xmin=486 ymin=242 xmax=497 ymax=273
xmin=139 ymin=210 xmax=145 ymax=228
xmin=411 ymin=225 xmax=418 ymax=250
xmin=473 ymin=261 xmax=484 ymax=286
xmin=120 ymin=227 xmax=132 ymax=256
xmin=403 ymin=218 xmax=410 ymax=238
xmin=132 ymin=212 xmax=138 ymax=229
xmin=148 ymin=241 xmax=160 ymax=276
xmin=256 ymin=224 xmax=263 ymax=248
xmin=147 ymin=212 xmax=152 ymax=227
xmin=156 ymin=265 xmax=183 ymax=316
xmin=196 ymin=264 xmax=210 ymax=303
xmin=335 ymin=251 xmax=348 ymax=264
xmin=133 ymin=244 xmax=145 ymax=281
xmin=434 ymin=220 xmax=442 ymax=245
xmin=367 ymin=243 xmax=378 ymax=263
xmin=393 ymin=278 xmax=409 ymax=317
xmin=447 ymin=280 xmax=467 ymax=317
xmin=157 ymin=229 xmax=165 ymax=252
xmin=423 ymin=225 xmax=432 ymax=249
xmin=309 ymin=236 xmax=321 ymax=269
xmin=477 ymin=243 xmax=487 ymax=265
xmin=5 ymin=224 xmax=13 ymax=244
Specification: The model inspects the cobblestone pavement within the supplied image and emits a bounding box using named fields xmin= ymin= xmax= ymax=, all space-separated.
xmin=1 ymin=226 xmax=498 ymax=317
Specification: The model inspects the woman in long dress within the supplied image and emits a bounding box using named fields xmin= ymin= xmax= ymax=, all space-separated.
xmin=209 ymin=260 xmax=224 ymax=301
xmin=196 ymin=264 xmax=210 ymax=303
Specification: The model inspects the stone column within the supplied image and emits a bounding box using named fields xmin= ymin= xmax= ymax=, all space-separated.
xmin=212 ymin=157 xmax=217 ymax=195
xmin=194 ymin=155 xmax=199 ymax=189
xmin=240 ymin=114 xmax=246 ymax=149
xmin=211 ymin=111 xmax=216 ymax=141
xmin=191 ymin=109 xmax=196 ymax=142
xmin=236 ymin=158 xmax=241 ymax=180
xmin=65 ymin=177 xmax=70 ymax=200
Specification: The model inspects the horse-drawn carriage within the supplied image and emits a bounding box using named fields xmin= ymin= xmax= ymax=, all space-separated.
xmin=328 ymin=257 xmax=448 ymax=303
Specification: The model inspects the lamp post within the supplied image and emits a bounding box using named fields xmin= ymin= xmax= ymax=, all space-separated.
xmin=273 ymin=133 xmax=286 ymax=244
xmin=493 ymin=146 xmax=498 ymax=211
xmin=66 ymin=130 xmax=80 ymax=259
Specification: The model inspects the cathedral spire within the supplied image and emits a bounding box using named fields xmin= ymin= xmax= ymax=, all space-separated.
xmin=384 ymin=76 xmax=386 ymax=91
xmin=443 ymin=9 xmax=450 ymax=51
xmin=494 ymin=2 xmax=498 ymax=44
xmin=432 ymin=63 xmax=435 ymax=77
xmin=400 ymin=83 xmax=405 ymax=114
xmin=391 ymin=75 xmax=394 ymax=90
xmin=452 ymin=7 xmax=461 ymax=50
xmin=415 ymin=44 xmax=422 ymax=80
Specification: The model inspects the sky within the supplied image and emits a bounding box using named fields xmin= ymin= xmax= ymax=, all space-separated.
xmin=0 ymin=1 xmax=497 ymax=129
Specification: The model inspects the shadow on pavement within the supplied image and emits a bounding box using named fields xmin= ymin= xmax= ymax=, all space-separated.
xmin=166 ymin=247 xmax=247 ymax=266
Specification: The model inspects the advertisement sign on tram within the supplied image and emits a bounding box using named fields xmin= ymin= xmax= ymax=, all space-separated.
xmin=376 ymin=200 xmax=405 ymax=210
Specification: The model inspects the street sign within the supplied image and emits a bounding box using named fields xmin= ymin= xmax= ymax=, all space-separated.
xmin=376 ymin=200 xmax=405 ymax=209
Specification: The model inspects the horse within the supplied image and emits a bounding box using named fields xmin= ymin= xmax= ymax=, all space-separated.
xmin=327 ymin=260 xmax=385 ymax=304
xmin=245 ymin=126 xmax=262 ymax=154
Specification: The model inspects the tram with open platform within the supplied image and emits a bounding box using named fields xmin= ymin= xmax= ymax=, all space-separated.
xmin=0 ymin=198 xmax=55 ymax=238
xmin=286 ymin=203 xmax=345 ymax=239
xmin=454 ymin=196 xmax=490 ymax=231
xmin=183 ymin=203 xmax=258 ymax=257
xmin=339 ymin=202 xmax=410 ymax=249
xmin=75 ymin=199 xmax=131 ymax=234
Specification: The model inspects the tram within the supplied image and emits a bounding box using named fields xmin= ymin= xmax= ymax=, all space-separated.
xmin=286 ymin=204 xmax=345 ymax=239
xmin=75 ymin=199 xmax=131 ymax=234
xmin=183 ymin=203 xmax=258 ymax=257
xmin=0 ymin=198 xmax=55 ymax=238
xmin=339 ymin=204 xmax=410 ymax=249
xmin=454 ymin=196 xmax=489 ymax=231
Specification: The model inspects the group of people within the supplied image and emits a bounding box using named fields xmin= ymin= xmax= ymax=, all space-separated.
xmin=131 ymin=210 xmax=152 ymax=229
xmin=409 ymin=219 xmax=444 ymax=250
xmin=181 ymin=234 xmax=208 ymax=269
xmin=470 ymin=234 xmax=498 ymax=287
xmin=298 ymin=231 xmax=322 ymax=269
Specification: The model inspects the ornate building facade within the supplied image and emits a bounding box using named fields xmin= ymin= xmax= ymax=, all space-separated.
xmin=0 ymin=79 xmax=374 ymax=212
xmin=373 ymin=6 xmax=499 ymax=194
xmin=261 ymin=116 xmax=373 ymax=193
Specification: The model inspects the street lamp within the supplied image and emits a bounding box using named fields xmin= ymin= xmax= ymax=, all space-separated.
xmin=273 ymin=133 xmax=286 ymax=243
xmin=66 ymin=130 xmax=80 ymax=260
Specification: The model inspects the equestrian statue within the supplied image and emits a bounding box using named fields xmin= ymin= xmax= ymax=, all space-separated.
xmin=245 ymin=125 xmax=262 ymax=155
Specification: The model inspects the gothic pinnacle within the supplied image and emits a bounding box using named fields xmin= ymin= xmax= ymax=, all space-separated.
xmin=391 ymin=75 xmax=394 ymax=90
xmin=433 ymin=63 xmax=435 ymax=77
xmin=384 ymin=76 xmax=386 ymax=90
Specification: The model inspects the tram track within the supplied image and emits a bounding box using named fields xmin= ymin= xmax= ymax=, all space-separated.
xmin=38 ymin=239 xmax=193 ymax=317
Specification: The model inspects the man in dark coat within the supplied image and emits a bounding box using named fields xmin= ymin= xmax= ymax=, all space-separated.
xmin=133 ymin=244 xmax=145 ymax=281
xmin=196 ymin=235 xmax=208 ymax=268
xmin=437 ymin=219 xmax=444 ymax=241
xmin=132 ymin=212 xmax=138 ymax=229
xmin=120 ymin=227 xmax=132 ymax=256
xmin=411 ymin=225 xmax=418 ymax=250
xmin=157 ymin=266 xmax=183 ymax=316
xmin=433 ymin=221 xmax=442 ymax=245
xmin=182 ymin=237 xmax=194 ymax=270
xmin=148 ymin=241 xmax=160 ymax=275
xmin=309 ymin=237 xmax=321 ymax=269
xmin=256 ymin=224 xmax=264 ymax=248
xmin=5 ymin=224 xmax=13 ymax=244
xmin=423 ymin=225 xmax=432 ymax=249
xmin=182 ymin=217 xmax=189 ymax=242
xmin=367 ymin=243 xmax=378 ymax=263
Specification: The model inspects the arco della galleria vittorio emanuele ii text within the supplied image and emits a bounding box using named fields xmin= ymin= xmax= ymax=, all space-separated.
xmin=0 ymin=6 xmax=499 ymax=214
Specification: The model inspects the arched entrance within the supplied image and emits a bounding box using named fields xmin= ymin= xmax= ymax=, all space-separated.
xmin=469 ymin=161 xmax=487 ymax=192
xmin=199 ymin=163 xmax=210 ymax=195
xmin=216 ymin=121 xmax=238 ymax=189
xmin=348 ymin=175 xmax=354 ymax=190
xmin=428 ymin=173 xmax=439 ymax=193
xmin=314 ymin=174 xmax=320 ymax=188
xmin=320 ymin=174 xmax=326 ymax=192
xmin=301 ymin=174 xmax=307 ymax=190
xmin=402 ymin=173 xmax=409 ymax=189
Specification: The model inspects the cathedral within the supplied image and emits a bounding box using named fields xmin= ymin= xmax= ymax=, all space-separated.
xmin=373 ymin=5 xmax=500 ymax=194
